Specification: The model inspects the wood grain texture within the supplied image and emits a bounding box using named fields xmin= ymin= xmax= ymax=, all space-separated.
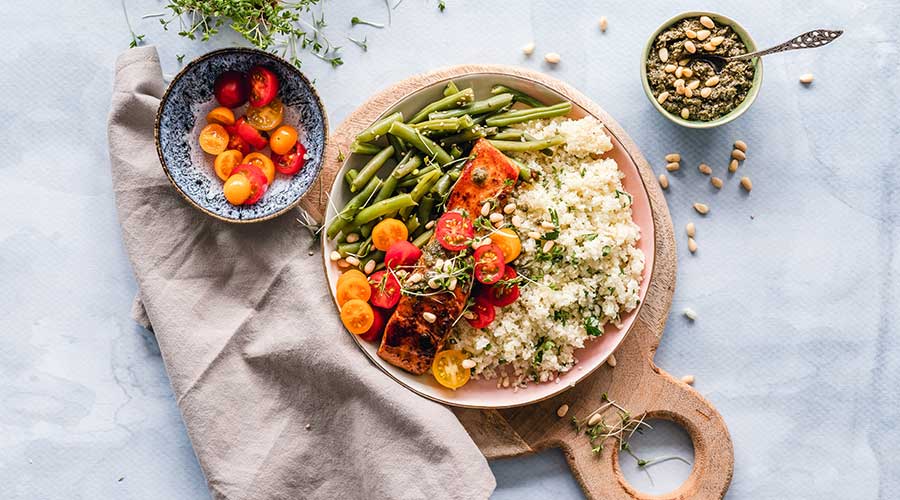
xmin=310 ymin=65 xmax=733 ymax=500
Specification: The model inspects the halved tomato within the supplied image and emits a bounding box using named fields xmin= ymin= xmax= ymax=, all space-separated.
xmin=272 ymin=142 xmax=307 ymax=176
xmin=473 ymin=243 xmax=506 ymax=285
xmin=206 ymin=106 xmax=235 ymax=126
xmin=435 ymin=211 xmax=474 ymax=251
xmin=214 ymin=150 xmax=244 ymax=181
xmin=359 ymin=307 xmax=386 ymax=342
xmin=225 ymin=129 xmax=251 ymax=156
xmin=385 ymin=240 xmax=422 ymax=270
xmin=243 ymin=152 xmax=275 ymax=184
xmin=466 ymin=295 xmax=495 ymax=329
xmin=198 ymin=124 xmax=229 ymax=155
xmin=234 ymin=117 xmax=269 ymax=150
xmin=368 ymin=270 xmax=402 ymax=309
xmin=248 ymin=66 xmax=279 ymax=108
xmin=484 ymin=266 xmax=520 ymax=307
xmin=246 ymin=98 xmax=284 ymax=131
xmin=231 ymin=163 xmax=268 ymax=204
xmin=432 ymin=350 xmax=471 ymax=390
xmin=214 ymin=71 xmax=248 ymax=108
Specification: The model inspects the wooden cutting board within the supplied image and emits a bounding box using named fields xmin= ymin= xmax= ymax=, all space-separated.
xmin=303 ymin=65 xmax=733 ymax=500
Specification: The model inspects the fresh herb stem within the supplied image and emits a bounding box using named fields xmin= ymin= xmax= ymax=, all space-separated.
xmin=351 ymin=17 xmax=385 ymax=28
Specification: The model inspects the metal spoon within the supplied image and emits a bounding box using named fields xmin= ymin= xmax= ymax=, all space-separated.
xmin=692 ymin=29 xmax=843 ymax=73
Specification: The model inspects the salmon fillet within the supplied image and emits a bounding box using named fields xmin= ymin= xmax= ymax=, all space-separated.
xmin=378 ymin=139 xmax=519 ymax=375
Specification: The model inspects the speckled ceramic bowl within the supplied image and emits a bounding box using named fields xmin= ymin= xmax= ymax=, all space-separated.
xmin=155 ymin=48 xmax=327 ymax=223
xmin=641 ymin=11 xmax=763 ymax=129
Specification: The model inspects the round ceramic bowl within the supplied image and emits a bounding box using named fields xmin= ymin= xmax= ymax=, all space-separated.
xmin=155 ymin=48 xmax=327 ymax=223
xmin=641 ymin=11 xmax=763 ymax=129
xmin=322 ymin=70 xmax=656 ymax=408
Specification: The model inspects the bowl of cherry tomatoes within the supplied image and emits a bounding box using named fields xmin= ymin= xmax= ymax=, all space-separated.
xmin=156 ymin=48 xmax=327 ymax=223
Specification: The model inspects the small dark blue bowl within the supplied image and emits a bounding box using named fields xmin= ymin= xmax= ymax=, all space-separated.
xmin=155 ymin=48 xmax=327 ymax=223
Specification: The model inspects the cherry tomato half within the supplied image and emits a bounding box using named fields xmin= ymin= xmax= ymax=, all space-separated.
xmin=272 ymin=142 xmax=307 ymax=176
xmin=214 ymin=150 xmax=244 ymax=181
xmin=246 ymin=98 xmax=284 ymax=132
xmin=466 ymin=295 xmax=495 ymax=329
xmin=269 ymin=124 xmax=298 ymax=155
xmin=248 ymin=66 xmax=279 ymax=108
xmin=234 ymin=117 xmax=269 ymax=150
xmin=223 ymin=172 xmax=252 ymax=205
xmin=473 ymin=243 xmax=506 ymax=285
xmin=206 ymin=106 xmax=236 ymax=126
xmin=484 ymin=266 xmax=520 ymax=307
xmin=231 ymin=163 xmax=268 ymax=205
xmin=432 ymin=350 xmax=472 ymax=390
xmin=435 ymin=211 xmax=474 ymax=251
xmin=385 ymin=240 xmax=422 ymax=270
xmin=368 ymin=270 xmax=402 ymax=309
xmin=198 ymin=123 xmax=230 ymax=155
xmin=243 ymin=152 xmax=275 ymax=184
xmin=225 ymin=128 xmax=251 ymax=156
xmin=358 ymin=307 xmax=386 ymax=343
xmin=214 ymin=71 xmax=248 ymax=108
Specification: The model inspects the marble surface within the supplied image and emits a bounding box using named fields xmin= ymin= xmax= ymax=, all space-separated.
xmin=1 ymin=0 xmax=897 ymax=498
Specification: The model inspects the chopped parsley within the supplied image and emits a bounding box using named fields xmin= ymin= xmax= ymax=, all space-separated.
xmin=584 ymin=316 xmax=603 ymax=336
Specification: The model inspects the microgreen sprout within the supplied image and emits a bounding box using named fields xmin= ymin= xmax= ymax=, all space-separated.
xmin=350 ymin=17 xmax=385 ymax=28
xmin=347 ymin=35 xmax=368 ymax=51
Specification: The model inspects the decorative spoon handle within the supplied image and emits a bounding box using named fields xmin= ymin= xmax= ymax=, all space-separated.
xmin=731 ymin=29 xmax=843 ymax=61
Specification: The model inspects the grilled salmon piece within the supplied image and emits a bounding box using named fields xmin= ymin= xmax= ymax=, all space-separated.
xmin=378 ymin=139 xmax=519 ymax=375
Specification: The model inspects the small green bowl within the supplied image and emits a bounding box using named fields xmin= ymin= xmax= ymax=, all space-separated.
xmin=640 ymin=11 xmax=763 ymax=129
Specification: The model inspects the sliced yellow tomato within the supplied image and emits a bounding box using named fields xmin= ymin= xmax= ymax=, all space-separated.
xmin=432 ymin=350 xmax=471 ymax=390
xmin=198 ymin=124 xmax=229 ymax=155
xmin=206 ymin=106 xmax=235 ymax=126
xmin=372 ymin=218 xmax=409 ymax=251
xmin=214 ymin=150 xmax=244 ymax=181
xmin=489 ymin=228 xmax=522 ymax=263
xmin=341 ymin=299 xmax=375 ymax=334
xmin=245 ymin=98 xmax=284 ymax=131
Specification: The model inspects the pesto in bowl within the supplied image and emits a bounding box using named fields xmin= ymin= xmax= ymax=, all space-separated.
xmin=645 ymin=15 xmax=757 ymax=123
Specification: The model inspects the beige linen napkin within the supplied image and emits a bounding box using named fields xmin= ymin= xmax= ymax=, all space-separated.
xmin=108 ymin=46 xmax=495 ymax=500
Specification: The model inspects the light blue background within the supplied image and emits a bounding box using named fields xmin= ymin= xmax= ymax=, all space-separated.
xmin=1 ymin=0 xmax=897 ymax=498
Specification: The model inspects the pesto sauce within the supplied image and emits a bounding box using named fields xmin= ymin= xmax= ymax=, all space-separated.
xmin=646 ymin=18 xmax=756 ymax=121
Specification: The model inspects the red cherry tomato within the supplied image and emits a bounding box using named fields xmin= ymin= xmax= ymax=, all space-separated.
xmin=248 ymin=66 xmax=279 ymax=108
xmin=359 ymin=307 xmax=386 ymax=342
xmin=385 ymin=240 xmax=422 ymax=270
xmin=272 ymin=142 xmax=307 ymax=175
xmin=231 ymin=163 xmax=268 ymax=204
xmin=484 ymin=266 xmax=520 ymax=307
xmin=234 ymin=117 xmax=269 ymax=150
xmin=435 ymin=211 xmax=474 ymax=251
xmin=473 ymin=243 xmax=506 ymax=285
xmin=368 ymin=270 xmax=402 ymax=309
xmin=466 ymin=295 xmax=495 ymax=329
xmin=214 ymin=71 xmax=248 ymax=108
xmin=225 ymin=129 xmax=251 ymax=156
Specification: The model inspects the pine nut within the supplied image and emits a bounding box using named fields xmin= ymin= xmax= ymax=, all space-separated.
xmin=422 ymin=312 xmax=436 ymax=323
xmin=544 ymin=52 xmax=561 ymax=64
xmin=657 ymin=91 xmax=670 ymax=104
xmin=731 ymin=149 xmax=747 ymax=161
xmin=425 ymin=220 xmax=435 ymax=229
xmin=685 ymin=29 xmax=697 ymax=39
xmin=685 ymin=222 xmax=695 ymax=237
xmin=428 ymin=278 xmax=441 ymax=289
xmin=711 ymin=176 xmax=723 ymax=189
xmin=599 ymin=16 xmax=608 ymax=32
xmin=664 ymin=64 xmax=677 ymax=73
xmin=700 ymin=87 xmax=712 ymax=98
xmin=678 ymin=58 xmax=690 ymax=66
xmin=684 ymin=87 xmax=693 ymax=98
xmin=681 ymin=108 xmax=690 ymax=119
xmin=703 ymin=42 xmax=716 ymax=52
xmin=710 ymin=36 xmax=725 ymax=46
xmin=688 ymin=79 xmax=700 ymax=90
xmin=489 ymin=213 xmax=504 ymax=224
xmin=665 ymin=153 xmax=681 ymax=162
xmin=693 ymin=202 xmax=709 ymax=215
xmin=696 ymin=29 xmax=711 ymax=41
xmin=364 ymin=259 xmax=376 ymax=274
xmin=705 ymin=75 xmax=720 ymax=87
xmin=683 ymin=308 xmax=698 ymax=320
xmin=741 ymin=176 xmax=753 ymax=192
xmin=734 ymin=140 xmax=748 ymax=152
xmin=503 ymin=203 xmax=516 ymax=214
xmin=542 ymin=240 xmax=555 ymax=253
xmin=448 ymin=277 xmax=457 ymax=291
xmin=480 ymin=202 xmax=490 ymax=217
xmin=799 ymin=73 xmax=814 ymax=84
xmin=729 ymin=159 xmax=739 ymax=172
xmin=607 ymin=353 xmax=617 ymax=367
xmin=407 ymin=272 xmax=423 ymax=284
xmin=700 ymin=16 xmax=715 ymax=29
xmin=556 ymin=404 xmax=570 ymax=418
xmin=511 ymin=215 xmax=524 ymax=227
xmin=688 ymin=237 xmax=698 ymax=253
xmin=588 ymin=413 xmax=603 ymax=426
xmin=675 ymin=66 xmax=684 ymax=78
xmin=522 ymin=41 xmax=535 ymax=55
xmin=681 ymin=374 xmax=696 ymax=385
xmin=659 ymin=47 xmax=669 ymax=62
xmin=675 ymin=85 xmax=685 ymax=96
xmin=541 ymin=220 xmax=556 ymax=230
xmin=345 ymin=232 xmax=360 ymax=243
xmin=330 ymin=251 xmax=342 ymax=261
xmin=684 ymin=40 xmax=696 ymax=53
xmin=461 ymin=359 xmax=476 ymax=369
xmin=434 ymin=258 xmax=444 ymax=270
xmin=345 ymin=255 xmax=360 ymax=267
xmin=337 ymin=259 xmax=350 ymax=269
xmin=682 ymin=68 xmax=694 ymax=78
xmin=698 ymin=163 xmax=712 ymax=175
xmin=528 ymin=231 xmax=541 ymax=240
xmin=666 ymin=162 xmax=680 ymax=172
xmin=658 ymin=174 xmax=669 ymax=189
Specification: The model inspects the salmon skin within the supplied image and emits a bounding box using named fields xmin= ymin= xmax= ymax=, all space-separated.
xmin=378 ymin=139 xmax=519 ymax=375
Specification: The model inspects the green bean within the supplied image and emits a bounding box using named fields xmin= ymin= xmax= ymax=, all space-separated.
xmin=428 ymin=93 xmax=514 ymax=120
xmin=417 ymin=193 xmax=436 ymax=223
xmin=485 ymin=102 xmax=573 ymax=127
xmin=432 ymin=174 xmax=453 ymax=198
xmin=398 ymin=164 xmax=439 ymax=188
xmin=505 ymin=156 xmax=534 ymax=182
xmin=351 ymin=146 xmax=394 ymax=192
xmin=356 ymin=112 xmax=403 ymax=143
xmin=350 ymin=141 xmax=381 ymax=155
xmin=449 ymin=145 xmax=463 ymax=159
xmin=400 ymin=170 xmax=441 ymax=219
xmin=443 ymin=81 xmax=459 ymax=97
xmin=440 ymin=126 xmax=498 ymax=145
xmin=412 ymin=115 xmax=475 ymax=134
xmin=352 ymin=194 xmax=416 ymax=225
xmin=412 ymin=228 xmax=434 ymax=248
xmin=409 ymin=88 xmax=475 ymax=124
xmin=405 ymin=215 xmax=420 ymax=234
xmin=359 ymin=222 xmax=374 ymax=239
xmin=490 ymin=84 xmax=544 ymax=107
xmin=391 ymin=153 xmax=422 ymax=179
xmin=364 ymin=251 xmax=385 ymax=265
xmin=326 ymin=176 xmax=382 ymax=238
xmin=338 ymin=242 xmax=362 ymax=256
xmin=488 ymin=135 xmax=566 ymax=152
xmin=387 ymin=135 xmax=407 ymax=161
xmin=490 ymin=129 xmax=526 ymax=141
xmin=448 ymin=167 xmax=462 ymax=180
xmin=388 ymin=122 xmax=452 ymax=166
xmin=356 ymin=237 xmax=373 ymax=257
xmin=344 ymin=169 xmax=358 ymax=186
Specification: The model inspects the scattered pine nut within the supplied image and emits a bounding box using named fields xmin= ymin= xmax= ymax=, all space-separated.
xmin=557 ymin=404 xmax=570 ymax=417
xmin=710 ymin=36 xmax=725 ymax=46
xmin=696 ymin=29 xmax=711 ymax=41
xmin=681 ymin=374 xmax=696 ymax=385
xmin=364 ymin=259 xmax=376 ymax=274
xmin=461 ymin=359 xmax=476 ymax=369
xmin=542 ymin=240 xmax=555 ymax=253
xmin=425 ymin=220 xmax=435 ymax=229
xmin=688 ymin=237 xmax=698 ymax=253
xmin=336 ymin=259 xmax=350 ymax=269
xmin=681 ymin=108 xmax=690 ymax=119
xmin=674 ymin=78 xmax=685 ymax=90
xmin=489 ymin=213 xmax=504 ymax=224
xmin=682 ymin=308 xmax=697 ymax=320
xmin=522 ymin=42 xmax=535 ymax=56
xmin=588 ymin=413 xmax=603 ymax=426
xmin=687 ymin=79 xmax=700 ymax=90
xmin=693 ymin=202 xmax=709 ymax=215
xmin=480 ymin=202 xmax=491 ymax=217
xmin=528 ymin=231 xmax=541 ymax=240
xmin=698 ymin=163 xmax=712 ymax=175
xmin=684 ymin=87 xmax=694 ymax=98
xmin=684 ymin=40 xmax=696 ymax=53
xmin=345 ymin=233 xmax=360 ymax=243
xmin=711 ymin=176 xmax=723 ymax=189
xmin=503 ymin=203 xmax=516 ymax=214
xmin=345 ymin=255 xmax=360 ymax=267
xmin=658 ymin=48 xmax=669 ymax=62
xmin=664 ymin=64 xmax=677 ymax=73
xmin=700 ymin=87 xmax=712 ymax=98
xmin=658 ymin=174 xmax=670 ymax=189
xmin=682 ymin=68 xmax=694 ymax=78
xmin=599 ymin=16 xmax=608 ymax=32
xmin=685 ymin=222 xmax=696 ymax=237
xmin=703 ymin=42 xmax=716 ymax=52
xmin=607 ymin=354 xmax=617 ymax=367
xmin=705 ymin=75 xmax=720 ymax=87
xmin=330 ymin=251 xmax=342 ymax=261
xmin=666 ymin=162 xmax=680 ymax=172
xmin=675 ymin=66 xmax=684 ymax=78
xmin=544 ymin=52 xmax=561 ymax=64
xmin=741 ymin=176 xmax=753 ymax=192
xmin=700 ymin=16 xmax=715 ymax=29
xmin=678 ymin=57 xmax=690 ymax=66
xmin=799 ymin=73 xmax=815 ymax=84
xmin=731 ymin=149 xmax=747 ymax=161
xmin=511 ymin=215 xmax=524 ymax=227
xmin=657 ymin=91 xmax=670 ymax=104
xmin=729 ymin=159 xmax=739 ymax=173
xmin=734 ymin=140 xmax=748 ymax=152
xmin=540 ymin=220 xmax=556 ymax=230
xmin=685 ymin=29 xmax=697 ymax=39
xmin=665 ymin=153 xmax=681 ymax=162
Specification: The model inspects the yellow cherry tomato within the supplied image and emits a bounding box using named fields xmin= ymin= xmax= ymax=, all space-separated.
xmin=269 ymin=125 xmax=299 ymax=155
xmin=198 ymin=123 xmax=230 ymax=155
xmin=213 ymin=150 xmax=244 ymax=181
xmin=432 ymin=350 xmax=471 ymax=390
xmin=489 ymin=228 xmax=522 ymax=263
xmin=340 ymin=299 xmax=375 ymax=335
xmin=223 ymin=173 xmax=251 ymax=205
xmin=243 ymin=152 xmax=275 ymax=184
xmin=206 ymin=106 xmax=235 ymax=126
xmin=245 ymin=98 xmax=283 ymax=131
xmin=372 ymin=218 xmax=409 ymax=251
